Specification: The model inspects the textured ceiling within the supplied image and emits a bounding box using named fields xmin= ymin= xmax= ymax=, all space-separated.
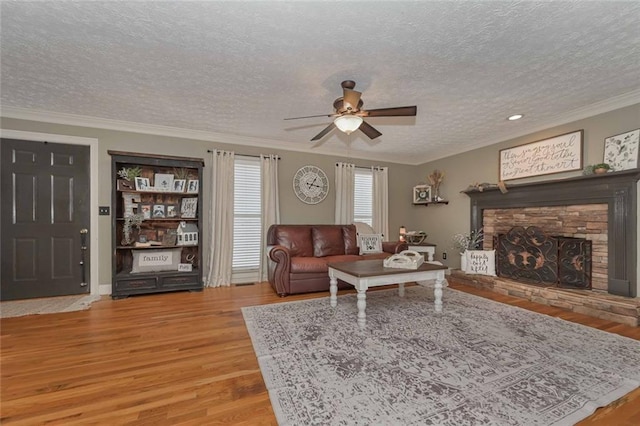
xmin=1 ymin=1 xmax=639 ymax=164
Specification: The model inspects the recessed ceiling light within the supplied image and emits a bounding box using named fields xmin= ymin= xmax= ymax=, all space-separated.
xmin=507 ymin=114 xmax=524 ymax=121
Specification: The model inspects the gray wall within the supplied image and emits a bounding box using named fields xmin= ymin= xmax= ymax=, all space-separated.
xmin=2 ymin=103 xmax=637 ymax=285
xmin=0 ymin=117 xmax=419 ymax=287
xmin=409 ymin=103 xmax=639 ymax=268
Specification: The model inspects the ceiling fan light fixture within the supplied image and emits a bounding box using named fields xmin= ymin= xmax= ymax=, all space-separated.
xmin=334 ymin=115 xmax=363 ymax=134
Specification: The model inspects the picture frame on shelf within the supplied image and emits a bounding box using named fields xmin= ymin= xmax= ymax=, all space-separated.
xmin=186 ymin=179 xmax=199 ymax=194
xmin=603 ymin=128 xmax=639 ymax=171
xmin=152 ymin=204 xmax=166 ymax=218
xmin=166 ymin=204 xmax=178 ymax=218
xmin=135 ymin=177 xmax=150 ymax=191
xmin=140 ymin=204 xmax=152 ymax=220
xmin=154 ymin=173 xmax=174 ymax=192
xmin=173 ymin=179 xmax=186 ymax=193
xmin=413 ymin=185 xmax=432 ymax=204
xmin=180 ymin=197 xmax=198 ymax=218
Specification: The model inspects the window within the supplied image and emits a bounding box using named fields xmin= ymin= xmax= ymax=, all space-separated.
xmin=354 ymin=168 xmax=373 ymax=226
xmin=232 ymin=157 xmax=261 ymax=277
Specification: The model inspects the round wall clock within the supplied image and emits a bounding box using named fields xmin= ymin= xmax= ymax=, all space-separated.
xmin=293 ymin=165 xmax=329 ymax=204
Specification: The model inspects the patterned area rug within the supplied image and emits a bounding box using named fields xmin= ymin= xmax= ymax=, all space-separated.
xmin=242 ymin=287 xmax=640 ymax=426
xmin=0 ymin=294 xmax=100 ymax=318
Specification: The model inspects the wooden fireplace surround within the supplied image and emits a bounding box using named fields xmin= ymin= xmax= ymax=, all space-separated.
xmin=464 ymin=169 xmax=639 ymax=298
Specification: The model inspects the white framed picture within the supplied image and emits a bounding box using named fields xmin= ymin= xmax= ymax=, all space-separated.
xmin=604 ymin=129 xmax=639 ymax=171
xmin=186 ymin=179 xmax=199 ymax=194
xmin=152 ymin=204 xmax=166 ymax=218
xmin=173 ymin=179 xmax=186 ymax=192
xmin=154 ymin=173 xmax=174 ymax=192
xmin=413 ymin=185 xmax=431 ymax=204
xmin=180 ymin=197 xmax=198 ymax=218
xmin=135 ymin=177 xmax=150 ymax=191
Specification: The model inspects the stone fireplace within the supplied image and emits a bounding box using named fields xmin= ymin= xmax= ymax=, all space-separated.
xmin=453 ymin=170 xmax=640 ymax=326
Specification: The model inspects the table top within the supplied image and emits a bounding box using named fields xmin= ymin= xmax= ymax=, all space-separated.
xmin=406 ymin=241 xmax=436 ymax=247
xmin=328 ymin=259 xmax=447 ymax=278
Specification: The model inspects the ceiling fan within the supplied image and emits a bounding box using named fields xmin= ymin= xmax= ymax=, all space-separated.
xmin=284 ymin=80 xmax=417 ymax=141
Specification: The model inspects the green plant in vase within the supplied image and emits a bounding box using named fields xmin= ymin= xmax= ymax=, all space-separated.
xmin=592 ymin=163 xmax=610 ymax=174
xmin=117 ymin=166 xmax=142 ymax=182
xmin=452 ymin=228 xmax=484 ymax=271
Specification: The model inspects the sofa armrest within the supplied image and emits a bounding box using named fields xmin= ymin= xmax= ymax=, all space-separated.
xmin=268 ymin=245 xmax=291 ymax=296
xmin=382 ymin=241 xmax=408 ymax=254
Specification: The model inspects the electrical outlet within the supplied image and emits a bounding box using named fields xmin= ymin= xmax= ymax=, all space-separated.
xmin=442 ymin=252 xmax=447 ymax=260
xmin=99 ymin=206 xmax=110 ymax=215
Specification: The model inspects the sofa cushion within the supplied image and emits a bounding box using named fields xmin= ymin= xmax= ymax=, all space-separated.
xmin=312 ymin=226 xmax=345 ymax=257
xmin=343 ymin=225 xmax=359 ymax=255
xmin=275 ymin=226 xmax=313 ymax=257
xmin=290 ymin=254 xmax=361 ymax=273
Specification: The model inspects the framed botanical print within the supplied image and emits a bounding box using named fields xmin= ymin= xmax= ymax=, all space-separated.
xmin=604 ymin=129 xmax=639 ymax=171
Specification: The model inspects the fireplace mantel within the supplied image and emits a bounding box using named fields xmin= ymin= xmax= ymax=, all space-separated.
xmin=463 ymin=169 xmax=640 ymax=297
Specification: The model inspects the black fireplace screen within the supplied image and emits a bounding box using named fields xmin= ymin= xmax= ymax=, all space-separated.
xmin=495 ymin=226 xmax=592 ymax=289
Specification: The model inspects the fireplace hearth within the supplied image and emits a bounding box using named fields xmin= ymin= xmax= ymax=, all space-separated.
xmin=495 ymin=226 xmax=591 ymax=290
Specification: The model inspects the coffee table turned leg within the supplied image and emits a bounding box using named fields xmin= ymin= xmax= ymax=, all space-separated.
xmin=329 ymin=276 xmax=338 ymax=308
xmin=434 ymin=273 xmax=444 ymax=313
xmin=398 ymin=282 xmax=405 ymax=297
xmin=357 ymin=289 xmax=367 ymax=328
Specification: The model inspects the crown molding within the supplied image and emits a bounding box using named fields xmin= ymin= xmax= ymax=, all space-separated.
xmin=0 ymin=106 xmax=414 ymax=164
xmin=3 ymin=88 xmax=638 ymax=167
xmin=412 ymin=89 xmax=640 ymax=165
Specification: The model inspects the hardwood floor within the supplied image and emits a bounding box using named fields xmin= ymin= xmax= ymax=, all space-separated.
xmin=1 ymin=282 xmax=638 ymax=425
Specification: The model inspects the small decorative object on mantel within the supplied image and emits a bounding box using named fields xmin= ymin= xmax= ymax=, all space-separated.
xmin=592 ymin=163 xmax=611 ymax=174
xmin=117 ymin=166 xmax=141 ymax=191
xmin=427 ymin=169 xmax=445 ymax=200
xmin=463 ymin=181 xmax=508 ymax=194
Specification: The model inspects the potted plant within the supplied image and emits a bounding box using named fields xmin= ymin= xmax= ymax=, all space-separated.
xmin=117 ymin=166 xmax=142 ymax=190
xmin=592 ymin=163 xmax=610 ymax=174
xmin=452 ymin=228 xmax=484 ymax=271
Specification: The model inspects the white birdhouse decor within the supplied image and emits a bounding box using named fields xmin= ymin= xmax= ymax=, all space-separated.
xmin=177 ymin=221 xmax=198 ymax=246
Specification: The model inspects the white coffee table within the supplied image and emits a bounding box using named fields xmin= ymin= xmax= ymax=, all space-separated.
xmin=328 ymin=259 xmax=448 ymax=328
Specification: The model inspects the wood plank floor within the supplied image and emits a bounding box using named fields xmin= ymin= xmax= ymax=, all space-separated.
xmin=1 ymin=282 xmax=638 ymax=425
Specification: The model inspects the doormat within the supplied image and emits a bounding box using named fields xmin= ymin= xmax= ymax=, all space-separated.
xmin=242 ymin=286 xmax=640 ymax=426
xmin=0 ymin=294 xmax=101 ymax=319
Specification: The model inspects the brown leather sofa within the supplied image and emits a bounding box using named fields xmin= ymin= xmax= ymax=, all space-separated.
xmin=266 ymin=224 xmax=408 ymax=296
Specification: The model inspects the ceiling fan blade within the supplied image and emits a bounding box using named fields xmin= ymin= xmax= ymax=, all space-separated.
xmin=359 ymin=121 xmax=382 ymax=139
xmin=361 ymin=106 xmax=417 ymax=117
xmin=343 ymin=89 xmax=362 ymax=111
xmin=311 ymin=123 xmax=336 ymax=141
xmin=284 ymin=113 xmax=335 ymax=120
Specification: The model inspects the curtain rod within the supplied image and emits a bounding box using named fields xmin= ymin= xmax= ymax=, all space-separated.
xmin=337 ymin=163 xmax=386 ymax=171
xmin=206 ymin=150 xmax=280 ymax=160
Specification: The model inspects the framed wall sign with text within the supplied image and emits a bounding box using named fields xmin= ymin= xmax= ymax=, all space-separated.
xmin=499 ymin=130 xmax=583 ymax=181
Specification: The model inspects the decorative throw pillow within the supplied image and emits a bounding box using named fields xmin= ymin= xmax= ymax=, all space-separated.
xmin=353 ymin=222 xmax=376 ymax=247
xmin=359 ymin=234 xmax=383 ymax=254
xmin=465 ymin=250 xmax=497 ymax=276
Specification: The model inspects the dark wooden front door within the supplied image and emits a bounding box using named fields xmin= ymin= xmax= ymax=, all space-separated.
xmin=1 ymin=139 xmax=90 ymax=300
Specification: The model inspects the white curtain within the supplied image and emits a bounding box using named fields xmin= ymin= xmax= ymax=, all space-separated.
xmin=334 ymin=162 xmax=355 ymax=224
xmin=259 ymin=154 xmax=280 ymax=282
xmin=204 ymin=150 xmax=235 ymax=287
xmin=372 ymin=166 xmax=389 ymax=241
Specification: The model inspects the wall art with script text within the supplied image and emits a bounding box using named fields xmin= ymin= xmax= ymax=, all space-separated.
xmin=499 ymin=130 xmax=583 ymax=181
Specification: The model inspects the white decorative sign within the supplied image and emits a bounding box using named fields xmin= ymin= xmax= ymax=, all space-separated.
xmin=139 ymin=251 xmax=174 ymax=267
xmin=499 ymin=130 xmax=583 ymax=181
xmin=604 ymin=128 xmax=639 ymax=171
xmin=465 ymin=250 xmax=497 ymax=276
xmin=178 ymin=263 xmax=193 ymax=272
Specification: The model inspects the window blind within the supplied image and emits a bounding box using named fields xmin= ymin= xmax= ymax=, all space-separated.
xmin=232 ymin=157 xmax=261 ymax=271
xmin=354 ymin=169 xmax=373 ymax=226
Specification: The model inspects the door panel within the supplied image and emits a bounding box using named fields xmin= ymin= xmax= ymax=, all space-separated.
xmin=1 ymin=138 xmax=90 ymax=300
